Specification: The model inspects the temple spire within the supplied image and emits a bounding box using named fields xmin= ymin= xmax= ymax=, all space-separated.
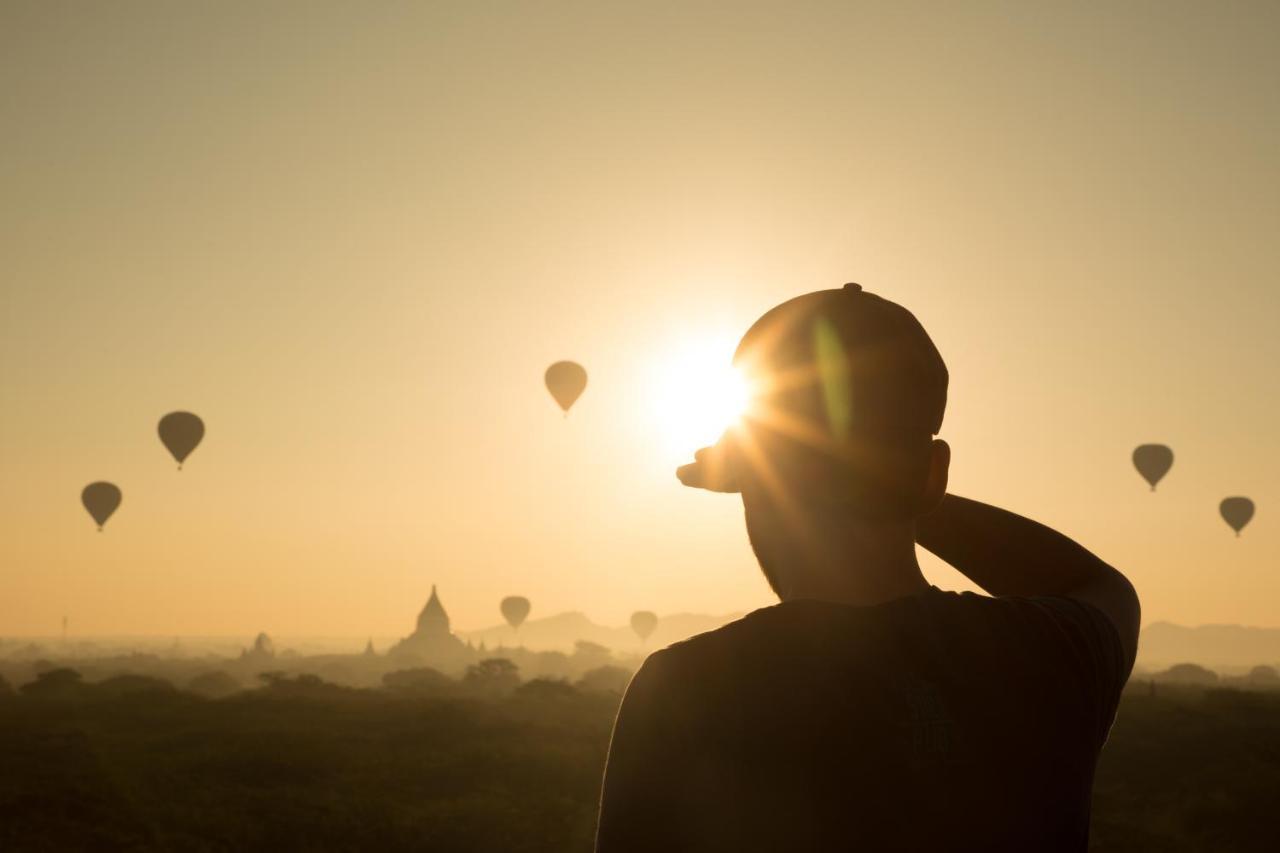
xmin=415 ymin=584 xmax=451 ymax=638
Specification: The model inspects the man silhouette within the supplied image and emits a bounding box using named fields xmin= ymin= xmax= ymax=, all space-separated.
xmin=596 ymin=284 xmax=1139 ymax=852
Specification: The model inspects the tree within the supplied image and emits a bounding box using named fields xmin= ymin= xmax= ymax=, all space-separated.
xmin=257 ymin=672 xmax=340 ymax=696
xmin=96 ymin=674 xmax=177 ymax=699
xmin=576 ymin=665 xmax=633 ymax=696
xmin=382 ymin=667 xmax=454 ymax=694
xmin=1156 ymin=663 xmax=1219 ymax=685
xmin=187 ymin=670 xmax=242 ymax=699
xmin=516 ymin=678 xmax=577 ymax=700
xmin=571 ymin=640 xmax=612 ymax=671
xmin=464 ymin=658 xmax=520 ymax=697
xmin=1248 ymin=665 xmax=1279 ymax=687
xmin=258 ymin=670 xmax=289 ymax=688
xmin=20 ymin=667 xmax=85 ymax=699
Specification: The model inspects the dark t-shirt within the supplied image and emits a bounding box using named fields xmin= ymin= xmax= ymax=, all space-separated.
xmin=596 ymin=587 xmax=1128 ymax=853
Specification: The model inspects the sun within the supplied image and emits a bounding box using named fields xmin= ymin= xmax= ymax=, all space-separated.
xmin=648 ymin=335 xmax=751 ymax=460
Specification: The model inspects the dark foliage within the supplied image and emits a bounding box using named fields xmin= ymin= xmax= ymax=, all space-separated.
xmin=0 ymin=678 xmax=1276 ymax=851
xmin=383 ymin=666 xmax=455 ymax=694
xmin=95 ymin=674 xmax=178 ymax=700
xmin=463 ymin=658 xmax=521 ymax=699
xmin=19 ymin=667 xmax=87 ymax=700
xmin=515 ymin=678 xmax=578 ymax=701
xmin=575 ymin=665 xmax=632 ymax=696
xmin=0 ymin=672 xmax=614 ymax=852
xmin=187 ymin=670 xmax=243 ymax=699
xmin=1089 ymin=686 xmax=1280 ymax=852
xmin=1154 ymin=662 xmax=1220 ymax=685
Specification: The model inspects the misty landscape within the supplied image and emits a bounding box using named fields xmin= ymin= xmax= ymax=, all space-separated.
xmin=5 ymin=1 xmax=1280 ymax=851
xmin=4 ymin=592 xmax=1280 ymax=851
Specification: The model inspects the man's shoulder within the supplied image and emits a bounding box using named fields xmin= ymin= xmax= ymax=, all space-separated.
xmin=640 ymin=590 xmax=1107 ymax=676
xmin=632 ymin=607 xmax=787 ymax=685
xmin=654 ymin=605 xmax=786 ymax=657
xmin=647 ymin=591 xmax=973 ymax=664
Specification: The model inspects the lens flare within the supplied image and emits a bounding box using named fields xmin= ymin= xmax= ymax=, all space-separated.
xmin=650 ymin=337 xmax=750 ymax=460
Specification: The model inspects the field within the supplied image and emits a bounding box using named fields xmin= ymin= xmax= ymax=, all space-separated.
xmin=0 ymin=673 xmax=1277 ymax=852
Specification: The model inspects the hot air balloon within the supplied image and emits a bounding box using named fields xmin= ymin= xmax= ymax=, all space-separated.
xmin=630 ymin=611 xmax=658 ymax=642
xmin=158 ymin=411 xmax=205 ymax=470
xmin=82 ymin=482 xmax=122 ymax=531
xmin=1132 ymin=444 xmax=1173 ymax=491
xmin=501 ymin=596 xmax=531 ymax=632
xmin=545 ymin=362 xmax=587 ymax=414
xmin=1220 ymin=497 xmax=1255 ymax=537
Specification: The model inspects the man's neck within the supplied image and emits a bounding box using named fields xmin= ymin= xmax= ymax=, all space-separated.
xmin=774 ymin=524 xmax=930 ymax=607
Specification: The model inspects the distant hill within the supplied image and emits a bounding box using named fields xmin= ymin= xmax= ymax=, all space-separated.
xmin=458 ymin=611 xmax=743 ymax=653
xmin=1139 ymin=622 xmax=1280 ymax=669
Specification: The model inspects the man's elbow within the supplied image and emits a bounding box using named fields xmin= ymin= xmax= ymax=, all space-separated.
xmin=1095 ymin=565 xmax=1142 ymax=668
xmin=1066 ymin=563 xmax=1141 ymax=665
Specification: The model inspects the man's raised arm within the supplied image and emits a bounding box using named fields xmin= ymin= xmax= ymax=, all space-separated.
xmin=915 ymin=494 xmax=1140 ymax=673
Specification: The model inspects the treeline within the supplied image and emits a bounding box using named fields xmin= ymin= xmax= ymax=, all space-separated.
xmin=1135 ymin=662 xmax=1280 ymax=690
xmin=0 ymin=655 xmax=635 ymax=704
xmin=0 ymin=637 xmax=643 ymax=698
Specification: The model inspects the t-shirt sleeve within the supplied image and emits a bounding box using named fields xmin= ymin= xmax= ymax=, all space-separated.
xmin=595 ymin=652 xmax=683 ymax=852
xmin=1025 ymin=595 xmax=1130 ymax=748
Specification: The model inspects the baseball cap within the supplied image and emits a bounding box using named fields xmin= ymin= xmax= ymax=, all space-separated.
xmin=678 ymin=283 xmax=948 ymax=501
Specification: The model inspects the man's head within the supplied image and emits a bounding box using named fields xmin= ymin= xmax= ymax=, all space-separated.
xmin=678 ymin=283 xmax=951 ymax=595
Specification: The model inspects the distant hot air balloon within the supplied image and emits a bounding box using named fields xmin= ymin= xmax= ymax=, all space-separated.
xmin=1132 ymin=444 xmax=1174 ymax=491
xmin=82 ymin=482 xmax=122 ymax=531
xmin=630 ymin=611 xmax=658 ymax=643
xmin=158 ymin=411 xmax=205 ymax=470
xmin=1220 ymin=497 xmax=1255 ymax=537
xmin=544 ymin=362 xmax=587 ymax=414
xmin=501 ymin=596 xmax=531 ymax=632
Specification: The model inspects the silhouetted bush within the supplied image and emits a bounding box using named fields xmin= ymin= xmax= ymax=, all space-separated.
xmin=96 ymin=674 xmax=177 ymax=699
xmin=1205 ymin=687 xmax=1270 ymax=711
xmin=187 ymin=670 xmax=242 ymax=698
xmin=464 ymin=658 xmax=520 ymax=698
xmin=1156 ymin=662 xmax=1219 ymax=685
xmin=382 ymin=666 xmax=454 ymax=693
xmin=256 ymin=671 xmax=350 ymax=699
xmin=19 ymin=667 xmax=86 ymax=699
xmin=516 ymin=678 xmax=578 ymax=700
xmin=1247 ymin=665 xmax=1279 ymax=687
xmin=571 ymin=640 xmax=612 ymax=671
xmin=576 ymin=665 xmax=633 ymax=696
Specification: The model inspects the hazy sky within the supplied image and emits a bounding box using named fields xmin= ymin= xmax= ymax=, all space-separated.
xmin=2 ymin=1 xmax=1277 ymax=637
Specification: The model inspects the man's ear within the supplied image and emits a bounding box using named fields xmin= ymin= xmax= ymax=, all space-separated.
xmin=917 ymin=439 xmax=950 ymax=515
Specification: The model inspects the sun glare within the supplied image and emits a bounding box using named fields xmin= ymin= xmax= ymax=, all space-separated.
xmin=649 ymin=336 xmax=750 ymax=460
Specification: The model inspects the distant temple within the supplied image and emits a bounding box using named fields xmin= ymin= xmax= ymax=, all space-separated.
xmin=240 ymin=632 xmax=276 ymax=661
xmin=387 ymin=585 xmax=472 ymax=671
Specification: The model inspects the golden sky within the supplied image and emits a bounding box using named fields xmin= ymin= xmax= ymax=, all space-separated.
xmin=2 ymin=1 xmax=1277 ymax=637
